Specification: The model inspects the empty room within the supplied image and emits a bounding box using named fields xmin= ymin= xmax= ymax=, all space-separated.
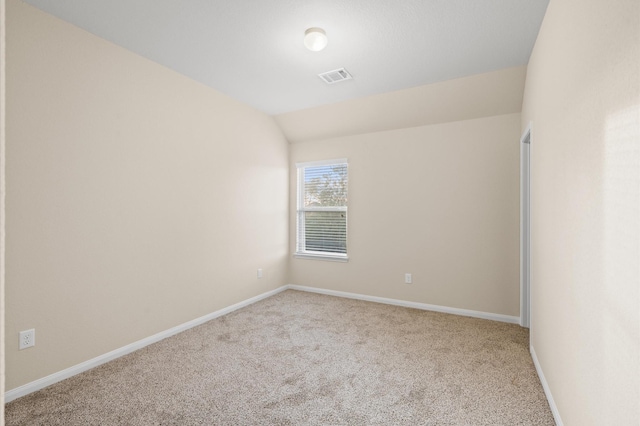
xmin=1 ymin=0 xmax=638 ymax=425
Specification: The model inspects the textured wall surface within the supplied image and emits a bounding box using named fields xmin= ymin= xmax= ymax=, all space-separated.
xmin=276 ymin=66 xmax=526 ymax=143
xmin=6 ymin=0 xmax=289 ymax=390
xmin=290 ymin=113 xmax=522 ymax=317
xmin=522 ymin=0 xmax=640 ymax=424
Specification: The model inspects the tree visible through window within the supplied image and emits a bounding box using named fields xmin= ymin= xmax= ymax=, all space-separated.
xmin=296 ymin=159 xmax=348 ymax=259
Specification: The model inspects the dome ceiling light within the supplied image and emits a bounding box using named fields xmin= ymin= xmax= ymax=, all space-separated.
xmin=304 ymin=27 xmax=328 ymax=52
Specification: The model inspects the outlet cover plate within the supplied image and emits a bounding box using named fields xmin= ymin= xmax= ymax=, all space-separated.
xmin=19 ymin=329 xmax=35 ymax=350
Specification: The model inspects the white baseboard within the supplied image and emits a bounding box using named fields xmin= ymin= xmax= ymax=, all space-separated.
xmin=6 ymin=284 xmax=520 ymax=403
xmin=287 ymin=285 xmax=520 ymax=324
xmin=5 ymin=285 xmax=289 ymax=403
xmin=530 ymin=344 xmax=563 ymax=426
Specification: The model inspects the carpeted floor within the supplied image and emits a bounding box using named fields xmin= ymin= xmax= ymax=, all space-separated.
xmin=6 ymin=290 xmax=555 ymax=425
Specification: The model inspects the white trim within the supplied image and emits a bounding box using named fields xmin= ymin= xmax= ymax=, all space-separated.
xmin=288 ymin=285 xmax=520 ymax=324
xmin=1 ymin=0 xmax=6 ymax=413
xmin=5 ymin=284 xmax=523 ymax=403
xmin=302 ymin=206 xmax=347 ymax=212
xmin=295 ymin=158 xmax=348 ymax=168
xmin=530 ymin=344 xmax=563 ymax=426
xmin=296 ymin=160 xmax=349 ymax=259
xmin=520 ymin=122 xmax=532 ymax=328
xmin=293 ymin=253 xmax=349 ymax=262
xmin=5 ymin=286 xmax=289 ymax=403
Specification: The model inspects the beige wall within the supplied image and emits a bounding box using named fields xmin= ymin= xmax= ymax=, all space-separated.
xmin=276 ymin=66 xmax=526 ymax=144
xmin=5 ymin=0 xmax=289 ymax=391
xmin=521 ymin=0 xmax=640 ymax=424
xmin=290 ymin=113 xmax=521 ymax=317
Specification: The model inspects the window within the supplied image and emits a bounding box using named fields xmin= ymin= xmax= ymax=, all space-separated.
xmin=296 ymin=159 xmax=348 ymax=261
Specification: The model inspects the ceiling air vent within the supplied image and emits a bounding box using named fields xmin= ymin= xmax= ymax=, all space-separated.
xmin=318 ymin=68 xmax=353 ymax=84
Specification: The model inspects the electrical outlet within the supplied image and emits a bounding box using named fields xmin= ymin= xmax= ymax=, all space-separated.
xmin=405 ymin=273 xmax=412 ymax=284
xmin=257 ymin=268 xmax=263 ymax=279
xmin=19 ymin=329 xmax=35 ymax=350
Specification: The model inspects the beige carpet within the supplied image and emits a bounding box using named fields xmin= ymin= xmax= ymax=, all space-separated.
xmin=6 ymin=290 xmax=555 ymax=425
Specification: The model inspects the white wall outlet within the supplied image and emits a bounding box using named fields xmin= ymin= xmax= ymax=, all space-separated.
xmin=257 ymin=268 xmax=263 ymax=279
xmin=19 ymin=329 xmax=35 ymax=350
xmin=405 ymin=273 xmax=412 ymax=284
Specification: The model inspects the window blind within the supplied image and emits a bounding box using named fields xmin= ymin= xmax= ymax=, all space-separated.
xmin=296 ymin=160 xmax=348 ymax=258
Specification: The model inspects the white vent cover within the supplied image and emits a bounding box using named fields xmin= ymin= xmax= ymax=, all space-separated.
xmin=318 ymin=68 xmax=353 ymax=84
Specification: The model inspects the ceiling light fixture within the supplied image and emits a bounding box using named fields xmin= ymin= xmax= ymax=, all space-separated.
xmin=304 ymin=27 xmax=328 ymax=52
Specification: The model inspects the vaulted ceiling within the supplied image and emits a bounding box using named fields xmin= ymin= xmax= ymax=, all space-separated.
xmin=23 ymin=0 xmax=549 ymax=116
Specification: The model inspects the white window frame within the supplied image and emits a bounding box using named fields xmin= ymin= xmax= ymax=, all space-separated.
xmin=295 ymin=158 xmax=349 ymax=262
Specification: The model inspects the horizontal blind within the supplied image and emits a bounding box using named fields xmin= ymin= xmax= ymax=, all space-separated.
xmin=302 ymin=211 xmax=347 ymax=253
xmin=297 ymin=161 xmax=348 ymax=255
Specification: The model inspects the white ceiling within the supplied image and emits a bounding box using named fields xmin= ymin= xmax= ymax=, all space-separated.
xmin=23 ymin=0 xmax=549 ymax=116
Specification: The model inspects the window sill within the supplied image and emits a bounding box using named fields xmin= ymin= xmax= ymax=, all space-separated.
xmin=294 ymin=253 xmax=349 ymax=263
